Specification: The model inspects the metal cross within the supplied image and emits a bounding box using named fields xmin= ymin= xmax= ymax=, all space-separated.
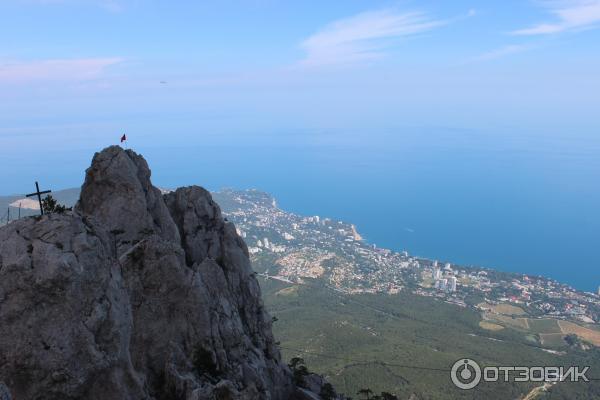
xmin=26 ymin=181 xmax=51 ymax=216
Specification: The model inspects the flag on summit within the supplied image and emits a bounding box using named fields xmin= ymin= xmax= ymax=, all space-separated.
xmin=120 ymin=134 xmax=127 ymax=143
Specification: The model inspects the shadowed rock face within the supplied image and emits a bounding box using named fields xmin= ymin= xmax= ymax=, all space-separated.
xmin=0 ymin=146 xmax=327 ymax=400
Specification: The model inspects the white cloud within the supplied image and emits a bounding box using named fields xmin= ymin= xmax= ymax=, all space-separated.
xmin=299 ymin=8 xmax=445 ymax=67
xmin=0 ymin=57 xmax=122 ymax=84
xmin=513 ymin=0 xmax=600 ymax=35
xmin=470 ymin=44 xmax=532 ymax=62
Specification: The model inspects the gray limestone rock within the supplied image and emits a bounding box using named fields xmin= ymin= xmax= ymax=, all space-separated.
xmin=75 ymin=146 xmax=180 ymax=257
xmin=0 ymin=213 xmax=145 ymax=400
xmin=0 ymin=146 xmax=334 ymax=400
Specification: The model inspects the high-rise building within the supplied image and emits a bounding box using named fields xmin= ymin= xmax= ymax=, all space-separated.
xmin=435 ymin=279 xmax=447 ymax=291
xmin=433 ymin=268 xmax=442 ymax=280
xmin=448 ymin=276 xmax=458 ymax=292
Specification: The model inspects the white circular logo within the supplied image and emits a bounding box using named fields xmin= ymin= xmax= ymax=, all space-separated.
xmin=451 ymin=358 xmax=482 ymax=390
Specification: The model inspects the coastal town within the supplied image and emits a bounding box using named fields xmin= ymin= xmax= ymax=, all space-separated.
xmin=214 ymin=188 xmax=600 ymax=329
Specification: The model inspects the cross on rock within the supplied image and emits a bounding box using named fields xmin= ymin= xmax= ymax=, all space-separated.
xmin=26 ymin=181 xmax=51 ymax=216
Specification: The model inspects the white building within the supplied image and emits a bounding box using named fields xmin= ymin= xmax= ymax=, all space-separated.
xmin=435 ymin=279 xmax=448 ymax=291
xmin=448 ymin=276 xmax=458 ymax=292
xmin=248 ymin=247 xmax=262 ymax=254
xmin=433 ymin=268 xmax=442 ymax=280
xmin=283 ymin=232 xmax=295 ymax=241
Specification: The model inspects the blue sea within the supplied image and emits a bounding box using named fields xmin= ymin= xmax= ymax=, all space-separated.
xmin=4 ymin=127 xmax=600 ymax=292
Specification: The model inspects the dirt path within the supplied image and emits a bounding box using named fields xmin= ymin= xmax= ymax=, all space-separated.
xmin=522 ymin=383 xmax=552 ymax=400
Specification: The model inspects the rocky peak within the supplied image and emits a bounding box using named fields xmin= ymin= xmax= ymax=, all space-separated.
xmin=0 ymin=146 xmax=337 ymax=400
xmin=76 ymin=146 xmax=180 ymax=256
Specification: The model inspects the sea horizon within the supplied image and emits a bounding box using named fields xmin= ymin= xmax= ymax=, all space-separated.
xmin=3 ymin=126 xmax=598 ymax=293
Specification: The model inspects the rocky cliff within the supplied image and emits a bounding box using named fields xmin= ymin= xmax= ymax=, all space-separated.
xmin=0 ymin=146 xmax=331 ymax=400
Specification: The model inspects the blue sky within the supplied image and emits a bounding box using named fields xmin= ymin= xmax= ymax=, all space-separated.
xmin=1 ymin=0 xmax=600 ymax=192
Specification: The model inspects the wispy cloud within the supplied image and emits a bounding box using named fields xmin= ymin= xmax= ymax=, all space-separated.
xmin=470 ymin=44 xmax=533 ymax=62
xmin=97 ymin=0 xmax=122 ymax=13
xmin=18 ymin=0 xmax=124 ymax=12
xmin=513 ymin=0 xmax=600 ymax=35
xmin=299 ymin=8 xmax=446 ymax=67
xmin=0 ymin=57 xmax=122 ymax=84
xmin=469 ymin=1 xmax=599 ymax=62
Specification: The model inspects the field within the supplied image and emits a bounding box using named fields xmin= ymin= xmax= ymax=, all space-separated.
xmin=486 ymin=313 xmax=530 ymax=330
xmin=528 ymin=319 xmax=562 ymax=334
xmin=490 ymin=304 xmax=527 ymax=316
xmin=539 ymin=333 xmax=568 ymax=347
xmin=259 ymin=277 xmax=600 ymax=399
xmin=559 ymin=321 xmax=600 ymax=346
xmin=479 ymin=321 xmax=504 ymax=331
xmin=480 ymin=302 xmax=600 ymax=350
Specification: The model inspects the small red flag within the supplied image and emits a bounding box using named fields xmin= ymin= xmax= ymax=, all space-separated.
xmin=120 ymin=134 xmax=127 ymax=143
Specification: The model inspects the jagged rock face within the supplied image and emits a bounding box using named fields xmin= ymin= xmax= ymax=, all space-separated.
xmin=76 ymin=147 xmax=180 ymax=256
xmin=0 ymin=146 xmax=320 ymax=400
xmin=0 ymin=214 xmax=144 ymax=400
